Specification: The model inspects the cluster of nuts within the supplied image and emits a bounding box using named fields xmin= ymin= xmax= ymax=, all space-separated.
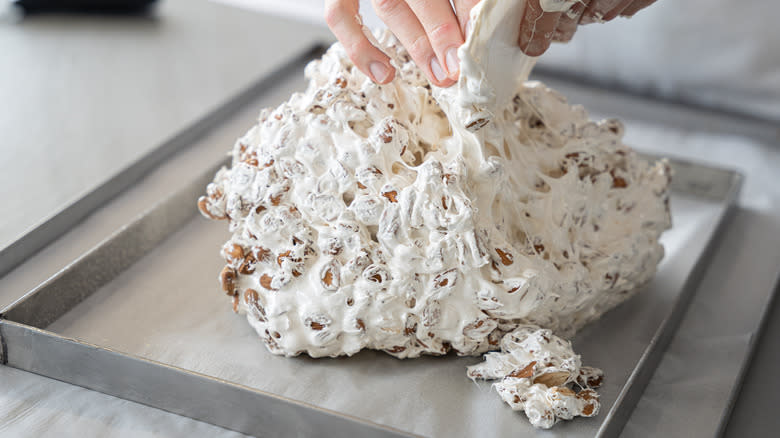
xmin=467 ymin=325 xmax=603 ymax=429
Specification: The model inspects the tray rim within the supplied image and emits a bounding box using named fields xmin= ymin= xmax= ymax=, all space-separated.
xmin=0 ymin=44 xmax=326 ymax=280
xmin=597 ymin=165 xmax=742 ymax=437
xmin=0 ymin=319 xmax=416 ymax=438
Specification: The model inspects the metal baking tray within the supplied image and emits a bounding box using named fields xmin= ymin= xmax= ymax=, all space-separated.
xmin=0 ymin=47 xmax=742 ymax=437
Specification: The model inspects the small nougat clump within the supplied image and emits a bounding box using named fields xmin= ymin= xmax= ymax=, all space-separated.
xmin=198 ymin=29 xmax=670 ymax=359
xmin=467 ymin=325 xmax=603 ymax=429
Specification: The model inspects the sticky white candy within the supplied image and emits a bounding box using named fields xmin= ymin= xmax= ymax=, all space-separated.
xmin=467 ymin=325 xmax=604 ymax=429
xmin=198 ymin=27 xmax=670 ymax=360
xmin=203 ymin=0 xmax=671 ymax=356
xmin=198 ymin=0 xmax=671 ymax=429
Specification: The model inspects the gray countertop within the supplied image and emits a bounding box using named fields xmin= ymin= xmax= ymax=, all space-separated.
xmin=0 ymin=0 xmax=329 ymax=252
xmin=1 ymin=1 xmax=778 ymax=436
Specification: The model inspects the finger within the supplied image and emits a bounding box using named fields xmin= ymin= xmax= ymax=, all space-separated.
xmin=406 ymin=0 xmax=464 ymax=79
xmin=553 ymin=0 xmax=588 ymax=42
xmin=601 ymin=0 xmax=634 ymax=21
xmin=372 ymin=0 xmax=455 ymax=87
xmin=620 ymin=0 xmax=657 ymax=17
xmin=518 ymin=0 xmax=563 ymax=56
xmin=452 ymin=0 xmax=481 ymax=37
xmin=580 ymin=0 xmax=623 ymax=24
xmin=325 ymin=0 xmax=395 ymax=84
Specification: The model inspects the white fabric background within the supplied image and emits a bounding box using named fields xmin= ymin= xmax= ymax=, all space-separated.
xmin=541 ymin=0 xmax=780 ymax=120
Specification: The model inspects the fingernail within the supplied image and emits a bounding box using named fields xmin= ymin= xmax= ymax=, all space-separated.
xmin=445 ymin=47 xmax=459 ymax=79
xmin=369 ymin=62 xmax=391 ymax=83
xmin=465 ymin=18 xmax=473 ymax=37
xmin=430 ymin=57 xmax=447 ymax=82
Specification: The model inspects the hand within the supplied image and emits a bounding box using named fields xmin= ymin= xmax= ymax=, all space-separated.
xmin=522 ymin=0 xmax=658 ymax=55
xmin=325 ymin=0 xmax=469 ymax=87
xmin=324 ymin=0 xmax=657 ymax=86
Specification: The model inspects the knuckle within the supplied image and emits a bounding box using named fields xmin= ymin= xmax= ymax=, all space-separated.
xmin=346 ymin=38 xmax=373 ymax=60
xmin=373 ymin=0 xmax=404 ymax=18
xmin=427 ymin=21 xmax=461 ymax=46
xmin=324 ymin=1 xmax=347 ymax=27
xmin=407 ymin=33 xmax=433 ymax=60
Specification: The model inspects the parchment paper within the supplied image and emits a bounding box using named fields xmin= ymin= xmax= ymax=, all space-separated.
xmin=46 ymin=189 xmax=723 ymax=437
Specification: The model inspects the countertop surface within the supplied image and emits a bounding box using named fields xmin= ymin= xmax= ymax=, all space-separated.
xmin=0 ymin=0 xmax=328 ymax=252
xmin=1 ymin=1 xmax=778 ymax=437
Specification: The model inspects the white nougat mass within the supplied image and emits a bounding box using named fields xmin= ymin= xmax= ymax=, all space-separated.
xmin=198 ymin=0 xmax=671 ymax=428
